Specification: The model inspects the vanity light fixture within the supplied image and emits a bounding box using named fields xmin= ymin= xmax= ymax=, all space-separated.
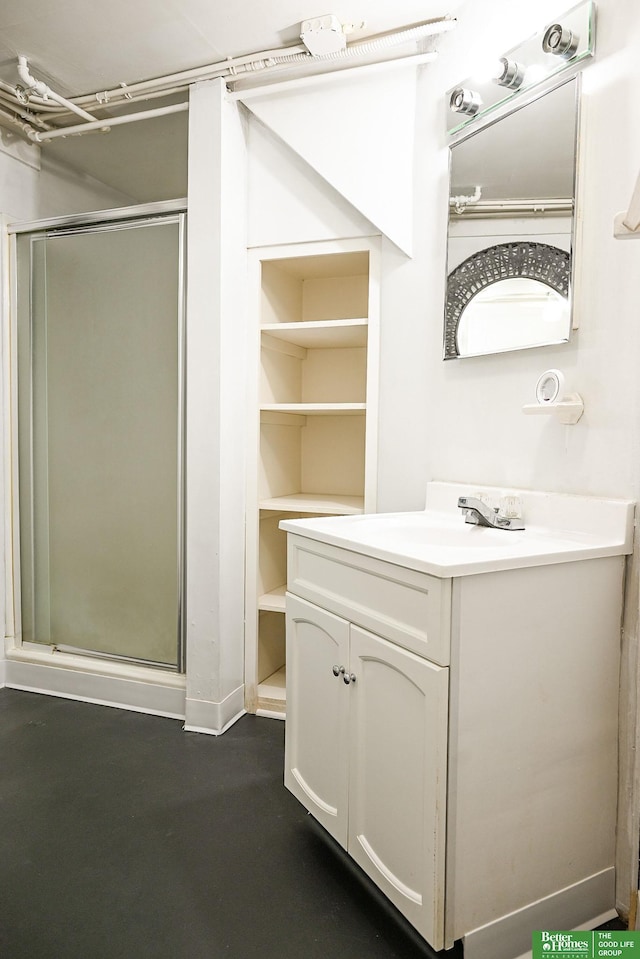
xmin=494 ymin=57 xmax=525 ymax=89
xmin=449 ymin=87 xmax=482 ymax=116
xmin=445 ymin=0 xmax=595 ymax=134
xmin=542 ymin=22 xmax=580 ymax=59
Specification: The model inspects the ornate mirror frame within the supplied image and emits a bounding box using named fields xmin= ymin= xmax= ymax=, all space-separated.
xmin=443 ymin=241 xmax=571 ymax=359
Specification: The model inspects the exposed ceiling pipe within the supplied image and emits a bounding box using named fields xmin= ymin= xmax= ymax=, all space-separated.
xmin=1 ymin=17 xmax=456 ymax=143
xmin=17 ymin=55 xmax=95 ymax=122
xmin=307 ymin=17 xmax=457 ymax=61
xmin=228 ymin=51 xmax=438 ymax=100
xmin=0 ymin=104 xmax=44 ymax=139
xmin=28 ymin=101 xmax=189 ymax=143
xmin=72 ymin=45 xmax=312 ymax=107
xmin=449 ymin=197 xmax=574 ymax=218
xmin=51 ymin=17 xmax=456 ymax=110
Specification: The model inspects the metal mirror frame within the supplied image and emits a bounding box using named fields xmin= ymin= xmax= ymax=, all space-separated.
xmin=444 ymin=241 xmax=571 ymax=359
xmin=443 ymin=74 xmax=581 ymax=361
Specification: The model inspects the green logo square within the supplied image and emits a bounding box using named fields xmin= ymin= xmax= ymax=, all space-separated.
xmin=533 ymin=931 xmax=640 ymax=959
xmin=533 ymin=931 xmax=592 ymax=958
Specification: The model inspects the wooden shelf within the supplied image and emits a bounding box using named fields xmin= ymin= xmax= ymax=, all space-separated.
xmin=261 ymin=403 xmax=365 ymax=416
xmin=259 ymin=586 xmax=286 ymax=612
xmin=257 ymin=666 xmax=286 ymax=715
xmin=261 ymin=319 xmax=368 ymax=349
xmin=259 ymin=493 xmax=364 ymax=514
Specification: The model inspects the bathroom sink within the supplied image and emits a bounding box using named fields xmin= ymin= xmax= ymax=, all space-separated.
xmin=280 ymin=482 xmax=635 ymax=578
xmin=341 ymin=512 xmax=520 ymax=549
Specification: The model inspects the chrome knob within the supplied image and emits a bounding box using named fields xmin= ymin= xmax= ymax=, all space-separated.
xmin=343 ymin=672 xmax=356 ymax=685
xmin=332 ymin=664 xmax=345 ymax=677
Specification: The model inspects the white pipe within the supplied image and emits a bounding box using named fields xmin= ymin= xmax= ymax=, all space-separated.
xmin=0 ymin=104 xmax=51 ymax=130
xmin=449 ymin=197 xmax=574 ymax=217
xmin=316 ymin=17 xmax=457 ymax=60
xmin=449 ymin=186 xmax=482 ymax=210
xmin=17 ymin=56 xmax=95 ymax=122
xmin=53 ymin=17 xmax=454 ymax=111
xmin=43 ymin=85 xmax=194 ymax=118
xmin=31 ymin=101 xmax=189 ymax=142
xmin=0 ymin=105 xmax=42 ymax=139
xmin=228 ymin=51 xmax=438 ymax=100
xmin=68 ymin=44 xmax=311 ymax=107
xmin=8 ymin=16 xmax=455 ymax=140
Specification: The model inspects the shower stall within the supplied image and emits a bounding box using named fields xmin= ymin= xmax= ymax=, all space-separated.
xmin=13 ymin=205 xmax=185 ymax=672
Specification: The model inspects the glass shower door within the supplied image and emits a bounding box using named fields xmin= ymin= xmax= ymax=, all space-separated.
xmin=17 ymin=215 xmax=184 ymax=668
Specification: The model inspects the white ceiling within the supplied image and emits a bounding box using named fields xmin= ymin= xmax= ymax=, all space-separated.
xmin=0 ymin=0 xmax=461 ymax=96
xmin=0 ymin=1 xmax=460 ymax=203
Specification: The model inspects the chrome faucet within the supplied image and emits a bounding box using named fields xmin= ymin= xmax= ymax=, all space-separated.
xmin=457 ymin=496 xmax=525 ymax=531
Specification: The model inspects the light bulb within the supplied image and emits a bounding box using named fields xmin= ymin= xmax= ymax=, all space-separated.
xmin=449 ymin=87 xmax=482 ymax=116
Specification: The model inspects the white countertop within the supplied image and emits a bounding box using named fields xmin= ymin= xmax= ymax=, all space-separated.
xmin=280 ymin=483 xmax=635 ymax=577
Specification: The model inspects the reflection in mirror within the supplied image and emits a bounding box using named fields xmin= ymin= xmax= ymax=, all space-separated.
xmin=444 ymin=78 xmax=579 ymax=359
xmin=457 ymin=278 xmax=570 ymax=356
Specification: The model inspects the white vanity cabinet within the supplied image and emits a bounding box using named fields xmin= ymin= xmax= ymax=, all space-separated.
xmin=285 ymin=593 xmax=449 ymax=946
xmin=282 ymin=519 xmax=628 ymax=959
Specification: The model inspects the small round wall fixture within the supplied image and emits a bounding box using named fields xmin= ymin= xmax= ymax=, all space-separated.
xmin=449 ymin=87 xmax=482 ymax=116
xmin=444 ymin=241 xmax=571 ymax=359
xmin=542 ymin=23 xmax=579 ymax=59
xmin=535 ymin=369 xmax=566 ymax=404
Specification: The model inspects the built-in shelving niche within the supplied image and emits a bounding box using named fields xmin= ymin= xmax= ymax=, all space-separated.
xmin=245 ymin=239 xmax=380 ymax=716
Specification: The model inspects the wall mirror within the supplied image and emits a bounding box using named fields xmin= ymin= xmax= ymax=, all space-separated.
xmin=444 ymin=78 xmax=580 ymax=360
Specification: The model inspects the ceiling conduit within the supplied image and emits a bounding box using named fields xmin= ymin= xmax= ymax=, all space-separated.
xmin=0 ymin=16 xmax=455 ymax=145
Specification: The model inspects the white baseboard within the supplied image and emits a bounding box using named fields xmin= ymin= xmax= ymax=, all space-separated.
xmin=5 ymin=649 xmax=186 ymax=719
xmin=0 ymin=656 xmax=6 ymax=687
xmin=463 ymin=868 xmax=616 ymax=959
xmin=3 ymin=648 xmax=248 ymax=734
xmin=256 ymin=708 xmax=285 ymax=721
xmin=183 ymin=684 xmax=246 ymax=735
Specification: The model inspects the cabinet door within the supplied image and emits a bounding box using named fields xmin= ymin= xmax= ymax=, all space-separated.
xmin=348 ymin=626 xmax=449 ymax=949
xmin=284 ymin=594 xmax=350 ymax=847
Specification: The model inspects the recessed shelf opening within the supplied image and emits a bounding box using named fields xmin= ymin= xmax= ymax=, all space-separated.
xmin=261 ymin=251 xmax=370 ymax=325
xmin=247 ymin=240 xmax=379 ymax=719
xmin=261 ymin=340 xmax=367 ymax=406
xmin=260 ymin=413 xmax=366 ymax=512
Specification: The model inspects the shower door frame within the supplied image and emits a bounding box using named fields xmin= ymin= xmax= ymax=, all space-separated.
xmin=8 ymin=199 xmax=187 ymax=674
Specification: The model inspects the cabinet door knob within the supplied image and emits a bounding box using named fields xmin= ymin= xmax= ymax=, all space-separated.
xmin=332 ymin=664 xmax=345 ymax=677
xmin=343 ymin=672 xmax=356 ymax=685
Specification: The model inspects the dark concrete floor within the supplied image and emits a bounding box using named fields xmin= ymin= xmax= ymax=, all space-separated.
xmin=0 ymin=688 xmax=626 ymax=959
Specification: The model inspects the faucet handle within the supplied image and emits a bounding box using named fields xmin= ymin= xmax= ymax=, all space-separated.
xmin=498 ymin=494 xmax=523 ymax=520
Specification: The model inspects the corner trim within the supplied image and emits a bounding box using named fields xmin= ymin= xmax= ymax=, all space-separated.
xmin=184 ymin=685 xmax=246 ymax=735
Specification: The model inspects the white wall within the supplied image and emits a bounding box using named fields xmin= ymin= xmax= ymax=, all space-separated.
xmin=247 ymin=115 xmax=374 ymax=248
xmin=184 ymin=79 xmax=247 ymax=733
xmin=0 ymin=131 xmax=133 ymax=224
xmin=412 ymin=0 xmax=640 ymax=502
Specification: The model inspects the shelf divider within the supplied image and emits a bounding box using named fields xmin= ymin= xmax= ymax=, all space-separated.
xmin=259 ymin=586 xmax=287 ymax=612
xmin=261 ymin=403 xmax=366 ymax=416
xmin=261 ymin=318 xmax=368 ymax=349
xmin=259 ymin=493 xmax=364 ymax=515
